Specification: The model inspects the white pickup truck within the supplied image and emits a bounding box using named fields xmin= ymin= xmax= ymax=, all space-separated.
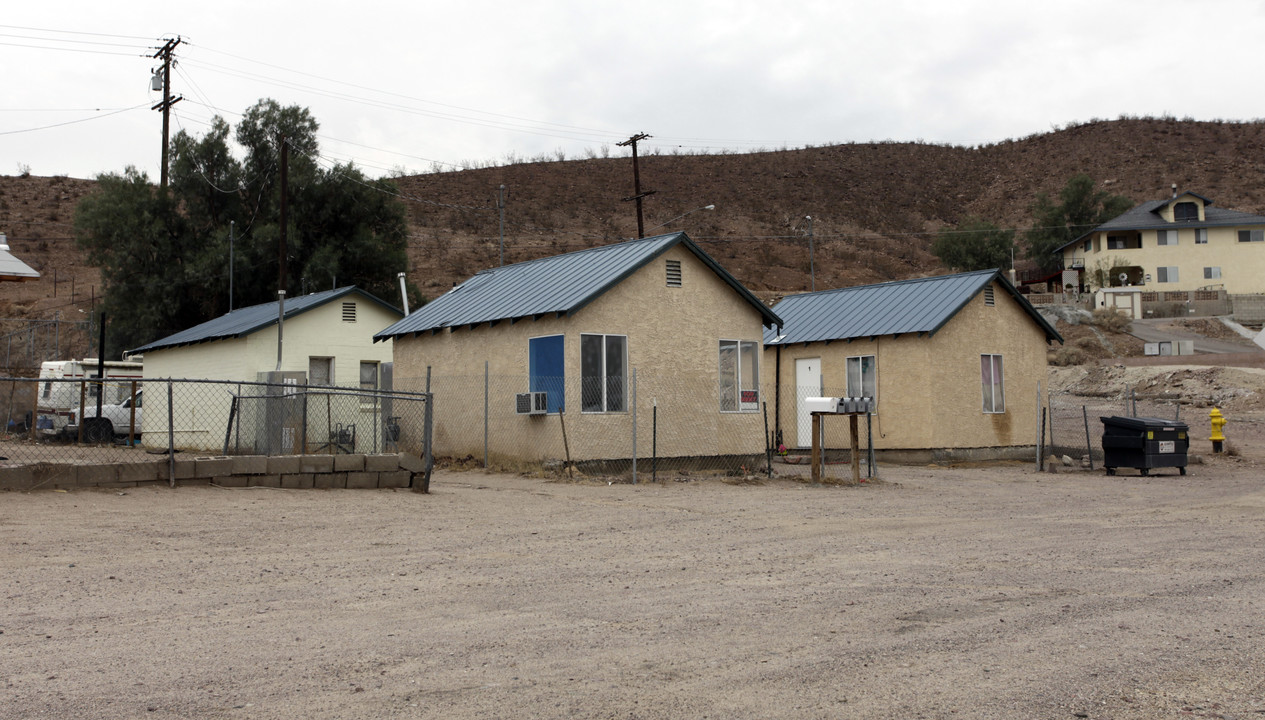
xmin=66 ymin=390 xmax=143 ymax=443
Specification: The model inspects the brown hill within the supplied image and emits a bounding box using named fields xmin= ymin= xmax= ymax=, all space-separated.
xmin=6 ymin=117 xmax=1265 ymax=318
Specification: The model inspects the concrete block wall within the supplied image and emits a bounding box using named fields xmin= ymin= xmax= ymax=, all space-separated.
xmin=0 ymin=454 xmax=426 ymax=492
xmin=1231 ymin=294 xmax=1265 ymax=323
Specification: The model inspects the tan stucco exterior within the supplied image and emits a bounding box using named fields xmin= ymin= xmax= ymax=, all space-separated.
xmin=139 ymin=294 xmax=400 ymax=451
xmin=390 ymin=245 xmax=771 ymax=464
xmin=1062 ymin=193 xmax=1265 ymax=294
xmin=766 ymin=280 xmax=1051 ymax=451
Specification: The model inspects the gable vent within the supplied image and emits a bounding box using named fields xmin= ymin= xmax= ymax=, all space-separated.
xmin=666 ymin=259 xmax=682 ymax=287
xmin=342 ymin=302 xmax=357 ymax=322
xmin=983 ymin=286 xmax=995 ymax=306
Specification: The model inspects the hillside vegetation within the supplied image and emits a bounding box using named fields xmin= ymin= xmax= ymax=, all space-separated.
xmin=6 ymin=117 xmax=1265 ymax=319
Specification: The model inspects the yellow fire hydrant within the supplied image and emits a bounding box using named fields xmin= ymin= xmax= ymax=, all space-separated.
xmin=1210 ymin=407 xmax=1227 ymax=453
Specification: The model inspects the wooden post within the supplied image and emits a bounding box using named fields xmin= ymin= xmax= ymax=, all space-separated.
xmin=850 ymin=413 xmax=860 ymax=484
xmin=810 ymin=412 xmax=821 ymax=483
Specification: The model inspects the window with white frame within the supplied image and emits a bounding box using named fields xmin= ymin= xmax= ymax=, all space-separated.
xmin=1205 ymin=267 xmax=1222 ymax=279
xmin=1195 ymin=229 xmax=1208 ymax=244
xmin=581 ymin=334 xmax=627 ymax=413
xmin=846 ymin=355 xmax=877 ymax=409
xmin=1157 ymin=230 xmax=1177 ymax=246
xmin=1238 ymin=229 xmax=1264 ymax=243
xmin=1156 ymin=266 xmax=1179 ymax=283
xmin=719 ymin=340 xmax=759 ymax=412
xmin=981 ymin=354 xmax=1004 ymax=414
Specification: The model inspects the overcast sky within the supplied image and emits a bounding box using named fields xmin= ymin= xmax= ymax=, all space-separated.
xmin=4 ymin=0 xmax=1265 ymax=181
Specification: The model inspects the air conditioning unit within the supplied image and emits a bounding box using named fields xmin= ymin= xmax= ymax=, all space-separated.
xmin=516 ymin=391 xmax=548 ymax=415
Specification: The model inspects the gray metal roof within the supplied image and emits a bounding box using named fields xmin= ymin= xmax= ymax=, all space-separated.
xmin=764 ymin=269 xmax=1061 ymax=346
xmin=375 ymin=232 xmax=781 ymax=341
xmin=0 ymin=245 xmax=40 ymax=281
xmin=1056 ymin=193 xmax=1265 ymax=253
xmin=128 ymin=286 xmax=403 ymax=355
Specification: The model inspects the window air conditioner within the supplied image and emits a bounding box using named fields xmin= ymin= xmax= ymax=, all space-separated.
xmin=516 ymin=391 xmax=548 ymax=415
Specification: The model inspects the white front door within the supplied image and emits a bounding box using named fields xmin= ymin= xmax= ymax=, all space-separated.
xmin=795 ymin=357 xmax=822 ymax=448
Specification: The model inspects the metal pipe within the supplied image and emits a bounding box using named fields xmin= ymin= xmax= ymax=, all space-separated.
xmin=275 ymin=290 xmax=286 ymax=372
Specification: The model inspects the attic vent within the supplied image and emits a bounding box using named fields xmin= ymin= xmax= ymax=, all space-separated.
xmin=984 ymin=286 xmax=995 ymax=306
xmin=342 ymin=302 xmax=357 ymax=322
xmin=666 ymin=259 xmax=682 ymax=287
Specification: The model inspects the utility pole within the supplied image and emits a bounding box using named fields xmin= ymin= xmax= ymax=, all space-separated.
xmin=617 ymin=133 xmax=656 ymax=238
xmin=278 ymin=134 xmax=289 ymax=294
xmin=497 ymin=184 xmax=506 ymax=267
xmin=806 ymin=215 xmax=815 ymax=292
xmin=151 ymin=36 xmax=183 ymax=190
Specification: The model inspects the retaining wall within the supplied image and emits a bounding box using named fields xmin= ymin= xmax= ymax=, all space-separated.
xmin=0 ymin=453 xmax=429 ymax=492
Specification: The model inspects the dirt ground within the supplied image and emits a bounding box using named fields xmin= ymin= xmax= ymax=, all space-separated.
xmin=4 ymin=440 xmax=1264 ymax=720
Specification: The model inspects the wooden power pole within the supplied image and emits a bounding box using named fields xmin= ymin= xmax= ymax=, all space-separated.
xmin=617 ymin=133 xmax=656 ymax=238
xmin=151 ymin=36 xmax=183 ymax=190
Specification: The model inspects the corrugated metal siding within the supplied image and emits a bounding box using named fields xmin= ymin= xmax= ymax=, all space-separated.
xmin=765 ymin=269 xmax=999 ymax=345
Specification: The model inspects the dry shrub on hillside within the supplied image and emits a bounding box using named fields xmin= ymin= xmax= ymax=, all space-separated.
xmin=1091 ymin=308 xmax=1132 ymax=332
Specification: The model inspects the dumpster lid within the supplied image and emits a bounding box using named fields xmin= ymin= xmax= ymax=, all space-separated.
xmin=1100 ymin=415 xmax=1189 ymax=432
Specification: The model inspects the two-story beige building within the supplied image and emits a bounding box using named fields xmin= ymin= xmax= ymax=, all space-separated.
xmin=765 ymin=269 xmax=1062 ymax=461
xmin=1057 ymin=189 xmax=1265 ymax=294
xmin=376 ymin=233 xmax=782 ymax=468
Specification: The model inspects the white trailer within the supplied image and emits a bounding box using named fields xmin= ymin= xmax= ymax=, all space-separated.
xmin=36 ymin=359 xmax=143 ymax=438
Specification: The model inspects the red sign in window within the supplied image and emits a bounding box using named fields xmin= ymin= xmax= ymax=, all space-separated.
xmin=740 ymin=390 xmax=758 ymax=404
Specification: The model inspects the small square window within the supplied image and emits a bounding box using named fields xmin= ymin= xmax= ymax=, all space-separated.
xmin=1156 ymin=266 xmax=1179 ymax=283
xmin=1204 ymin=267 xmax=1221 ymax=279
xmin=1157 ymin=230 xmax=1177 ymax=246
xmin=1195 ymin=229 xmax=1208 ymax=244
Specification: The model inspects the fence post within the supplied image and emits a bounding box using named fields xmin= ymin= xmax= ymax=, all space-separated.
xmin=1083 ymin=405 xmax=1094 ymax=470
xmin=631 ymin=368 xmax=637 ymax=484
xmin=1047 ymin=391 xmax=1056 ymax=455
xmin=167 ymin=380 xmax=175 ymax=487
xmin=484 ymin=361 xmax=489 ymax=469
xmin=1035 ymin=381 xmax=1041 ymax=471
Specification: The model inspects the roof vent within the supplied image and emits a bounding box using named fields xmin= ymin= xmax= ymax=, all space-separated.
xmin=984 ymin=286 xmax=995 ymax=306
xmin=342 ymin=302 xmax=357 ymax=322
xmin=666 ymin=259 xmax=682 ymax=287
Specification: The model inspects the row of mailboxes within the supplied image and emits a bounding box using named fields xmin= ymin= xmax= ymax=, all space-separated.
xmin=804 ymin=396 xmax=874 ymax=414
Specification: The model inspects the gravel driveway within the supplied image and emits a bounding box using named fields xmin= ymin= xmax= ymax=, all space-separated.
xmin=3 ymin=452 xmax=1263 ymax=719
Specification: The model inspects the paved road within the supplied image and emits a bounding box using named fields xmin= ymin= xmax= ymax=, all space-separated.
xmin=1127 ymin=317 xmax=1263 ymax=355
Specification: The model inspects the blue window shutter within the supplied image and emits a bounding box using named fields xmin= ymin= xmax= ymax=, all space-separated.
xmin=529 ymin=335 xmax=565 ymax=413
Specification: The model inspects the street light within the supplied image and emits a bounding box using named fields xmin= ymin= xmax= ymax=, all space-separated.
xmin=644 ymin=204 xmax=715 ymax=235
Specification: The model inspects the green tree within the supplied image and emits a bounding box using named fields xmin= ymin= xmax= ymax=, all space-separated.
xmin=1025 ymin=174 xmax=1133 ymax=273
xmin=75 ymin=99 xmax=412 ymax=353
xmin=932 ymin=218 xmax=1014 ymax=271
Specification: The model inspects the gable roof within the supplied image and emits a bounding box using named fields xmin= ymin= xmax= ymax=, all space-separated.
xmin=0 ymin=244 xmax=40 ymax=281
xmin=128 ymin=286 xmax=403 ymax=356
xmin=1056 ymin=191 xmax=1265 ymax=253
xmin=764 ymin=269 xmax=1061 ymax=346
xmin=375 ymin=232 xmax=781 ymax=340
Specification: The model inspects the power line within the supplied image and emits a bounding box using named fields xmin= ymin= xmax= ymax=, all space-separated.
xmin=0 ymin=104 xmax=148 ymax=136
xmin=0 ymin=24 xmax=155 ymax=41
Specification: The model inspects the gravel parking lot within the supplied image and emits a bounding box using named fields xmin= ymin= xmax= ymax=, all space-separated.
xmin=3 ymin=444 xmax=1263 ymax=719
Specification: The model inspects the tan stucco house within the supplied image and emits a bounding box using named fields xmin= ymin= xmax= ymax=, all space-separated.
xmin=1057 ymin=189 xmax=1265 ymax=294
xmin=127 ymin=286 xmax=402 ymax=452
xmin=765 ymin=269 xmax=1062 ymax=460
xmin=375 ymin=232 xmax=782 ymax=467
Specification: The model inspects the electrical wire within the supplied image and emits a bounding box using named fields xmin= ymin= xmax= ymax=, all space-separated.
xmin=0 ymin=103 xmax=149 ymax=136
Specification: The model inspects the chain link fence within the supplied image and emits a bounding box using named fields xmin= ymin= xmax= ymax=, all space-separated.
xmin=0 ymin=318 xmax=96 ymax=375
xmin=0 ymin=376 xmax=431 ymax=468
xmin=1045 ymin=388 xmax=1185 ymax=465
xmin=388 ymin=371 xmax=876 ymax=482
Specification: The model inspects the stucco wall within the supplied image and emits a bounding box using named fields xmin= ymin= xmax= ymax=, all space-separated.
xmin=1064 ymin=223 xmax=1265 ymax=294
xmin=391 ymin=246 xmax=771 ymax=464
xmin=766 ymin=281 xmax=1052 ymax=450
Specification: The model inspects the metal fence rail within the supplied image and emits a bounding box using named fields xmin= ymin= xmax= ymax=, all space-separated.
xmin=0 ymin=376 xmax=432 ymax=469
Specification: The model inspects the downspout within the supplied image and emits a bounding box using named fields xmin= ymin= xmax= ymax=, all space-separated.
xmin=774 ymin=341 xmax=783 ymax=447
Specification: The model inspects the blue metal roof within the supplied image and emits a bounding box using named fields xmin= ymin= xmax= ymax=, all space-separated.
xmin=764 ymin=269 xmax=1061 ymax=346
xmin=375 ymin=232 xmax=780 ymax=340
xmin=128 ymin=286 xmax=403 ymax=355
